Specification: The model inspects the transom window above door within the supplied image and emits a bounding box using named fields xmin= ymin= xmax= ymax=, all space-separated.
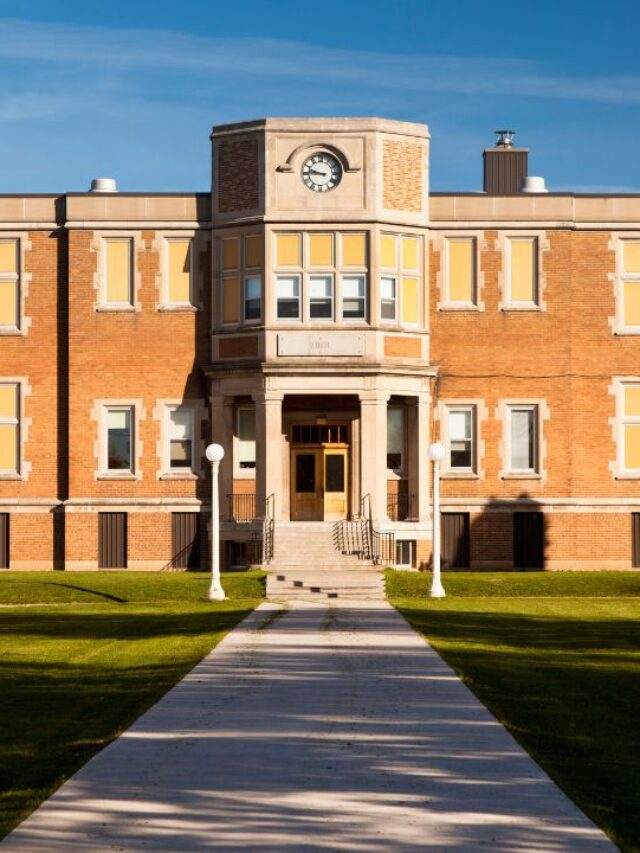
xmin=291 ymin=424 xmax=348 ymax=444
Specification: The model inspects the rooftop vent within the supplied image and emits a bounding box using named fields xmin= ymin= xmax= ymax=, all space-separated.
xmin=483 ymin=130 xmax=529 ymax=195
xmin=494 ymin=129 xmax=516 ymax=148
xmin=520 ymin=175 xmax=548 ymax=194
xmin=89 ymin=177 xmax=117 ymax=193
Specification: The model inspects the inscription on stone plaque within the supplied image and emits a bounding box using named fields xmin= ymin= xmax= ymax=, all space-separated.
xmin=278 ymin=332 xmax=364 ymax=357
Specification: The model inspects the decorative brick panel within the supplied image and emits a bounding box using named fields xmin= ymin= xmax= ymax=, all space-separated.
xmin=384 ymin=335 xmax=421 ymax=358
xmin=219 ymin=335 xmax=259 ymax=359
xmin=383 ymin=140 xmax=422 ymax=212
xmin=218 ymin=136 xmax=259 ymax=213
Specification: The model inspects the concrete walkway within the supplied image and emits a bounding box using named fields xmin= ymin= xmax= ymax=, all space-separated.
xmin=2 ymin=600 xmax=614 ymax=852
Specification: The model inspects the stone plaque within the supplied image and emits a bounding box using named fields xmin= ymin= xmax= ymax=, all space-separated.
xmin=278 ymin=332 xmax=364 ymax=357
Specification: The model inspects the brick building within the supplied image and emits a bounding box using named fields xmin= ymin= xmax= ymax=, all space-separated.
xmin=1 ymin=117 xmax=640 ymax=571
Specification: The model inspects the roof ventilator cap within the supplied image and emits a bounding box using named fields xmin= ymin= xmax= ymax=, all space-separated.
xmin=520 ymin=175 xmax=548 ymax=193
xmin=90 ymin=177 xmax=117 ymax=193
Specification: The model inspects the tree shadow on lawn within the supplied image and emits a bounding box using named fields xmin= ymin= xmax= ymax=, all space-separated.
xmin=395 ymin=604 xmax=640 ymax=851
xmin=0 ymin=605 xmax=255 ymax=838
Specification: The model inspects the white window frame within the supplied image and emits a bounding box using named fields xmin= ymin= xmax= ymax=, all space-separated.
xmin=98 ymin=236 xmax=136 ymax=311
xmin=0 ymin=383 xmax=19 ymax=476
xmin=99 ymin=404 xmax=137 ymax=479
xmin=162 ymin=236 xmax=195 ymax=309
xmin=612 ymin=379 xmax=640 ymax=478
xmin=276 ymin=274 xmax=301 ymax=321
xmin=340 ymin=274 xmax=367 ymax=322
xmin=386 ymin=405 xmax=406 ymax=475
xmin=444 ymin=405 xmax=476 ymax=475
xmin=442 ymin=236 xmax=478 ymax=309
xmin=395 ymin=539 xmax=415 ymax=567
xmin=380 ymin=275 xmax=397 ymax=323
xmin=615 ymin=239 xmax=640 ymax=335
xmin=243 ymin=275 xmax=262 ymax=323
xmin=165 ymin=406 xmax=195 ymax=474
xmin=0 ymin=239 xmax=20 ymax=332
xmin=308 ymin=273 xmax=334 ymax=322
xmin=503 ymin=236 xmax=540 ymax=310
xmin=235 ymin=405 xmax=257 ymax=477
xmin=506 ymin=404 xmax=539 ymax=476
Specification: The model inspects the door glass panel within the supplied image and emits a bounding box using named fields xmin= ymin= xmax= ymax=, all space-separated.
xmin=296 ymin=454 xmax=316 ymax=492
xmin=325 ymin=454 xmax=344 ymax=492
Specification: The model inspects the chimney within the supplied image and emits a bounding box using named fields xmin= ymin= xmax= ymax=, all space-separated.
xmin=483 ymin=130 xmax=528 ymax=195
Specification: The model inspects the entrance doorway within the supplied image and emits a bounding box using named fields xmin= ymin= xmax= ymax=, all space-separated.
xmin=290 ymin=423 xmax=349 ymax=521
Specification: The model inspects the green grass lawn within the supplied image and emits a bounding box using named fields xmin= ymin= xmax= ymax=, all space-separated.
xmin=387 ymin=570 xmax=640 ymax=853
xmin=0 ymin=570 xmax=265 ymax=839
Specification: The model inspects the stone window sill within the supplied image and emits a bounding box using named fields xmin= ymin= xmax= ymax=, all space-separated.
xmin=501 ymin=472 xmax=542 ymax=480
xmin=97 ymin=472 xmax=138 ymax=481
xmin=159 ymin=472 xmax=199 ymax=480
xmin=96 ymin=305 xmax=137 ymax=313
xmin=442 ymin=472 xmax=480 ymax=480
xmin=157 ymin=304 xmax=198 ymax=313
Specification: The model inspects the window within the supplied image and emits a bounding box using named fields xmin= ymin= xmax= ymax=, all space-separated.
xmin=237 ymin=406 xmax=256 ymax=469
xmin=0 ymin=384 xmax=19 ymax=475
xmin=381 ymin=276 xmax=397 ymax=321
xmin=447 ymin=407 xmax=474 ymax=471
xmin=387 ymin=406 xmax=405 ymax=472
xmin=446 ymin=238 xmax=475 ymax=304
xmin=309 ymin=275 xmax=333 ymax=320
xmin=244 ymin=276 xmax=261 ymax=321
xmin=0 ymin=241 xmax=19 ymax=330
xmin=168 ymin=409 xmax=193 ymax=471
xmin=166 ymin=239 xmax=192 ymax=305
xmin=508 ymin=405 xmax=537 ymax=473
xmin=506 ymin=238 xmax=537 ymax=306
xmin=341 ymin=275 xmax=366 ymax=320
xmin=619 ymin=384 xmax=640 ymax=474
xmin=104 ymin=239 xmax=133 ymax=306
xmin=620 ymin=242 xmax=640 ymax=330
xmin=396 ymin=540 xmax=415 ymax=567
xmin=106 ymin=408 xmax=133 ymax=472
xmin=276 ymin=275 xmax=301 ymax=319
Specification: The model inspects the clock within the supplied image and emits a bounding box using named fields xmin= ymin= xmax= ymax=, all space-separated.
xmin=301 ymin=152 xmax=342 ymax=192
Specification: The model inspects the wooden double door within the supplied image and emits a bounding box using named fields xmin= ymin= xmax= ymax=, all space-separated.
xmin=291 ymin=446 xmax=349 ymax=521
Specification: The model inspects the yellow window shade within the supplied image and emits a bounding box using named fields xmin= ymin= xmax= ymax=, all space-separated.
xmin=449 ymin=240 xmax=474 ymax=302
xmin=0 ymin=281 xmax=17 ymax=326
xmin=0 ymin=241 xmax=17 ymax=274
xmin=244 ymin=234 xmax=263 ymax=268
xmin=625 ymin=425 xmax=640 ymax=469
xmin=168 ymin=240 xmax=191 ymax=303
xmin=401 ymin=277 xmax=419 ymax=324
xmin=510 ymin=240 xmax=535 ymax=302
xmin=402 ymin=237 xmax=418 ymax=271
xmin=105 ymin=240 xmax=131 ymax=303
xmin=342 ymin=234 xmax=366 ymax=266
xmin=623 ymin=242 xmax=640 ymax=274
xmin=276 ymin=234 xmax=300 ymax=266
xmin=223 ymin=276 xmax=240 ymax=323
xmin=0 ymin=385 xmax=16 ymax=418
xmin=222 ymin=238 xmax=240 ymax=271
xmin=624 ymin=280 xmax=640 ymax=326
xmin=309 ymin=234 xmax=333 ymax=267
xmin=625 ymin=386 xmax=640 ymax=417
xmin=0 ymin=424 xmax=17 ymax=471
xmin=381 ymin=235 xmax=397 ymax=269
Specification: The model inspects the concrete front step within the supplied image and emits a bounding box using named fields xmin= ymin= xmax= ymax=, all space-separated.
xmin=266 ymin=569 xmax=385 ymax=601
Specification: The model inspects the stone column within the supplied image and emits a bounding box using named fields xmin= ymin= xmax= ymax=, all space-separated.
xmin=210 ymin=393 xmax=235 ymax=521
xmin=407 ymin=392 xmax=430 ymax=522
xmin=253 ymin=391 xmax=284 ymax=520
xmin=359 ymin=390 xmax=390 ymax=523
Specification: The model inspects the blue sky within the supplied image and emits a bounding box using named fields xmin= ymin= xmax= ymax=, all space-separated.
xmin=2 ymin=0 xmax=640 ymax=193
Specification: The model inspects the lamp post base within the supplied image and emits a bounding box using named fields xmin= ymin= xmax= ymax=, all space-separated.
xmin=429 ymin=580 xmax=446 ymax=599
xmin=207 ymin=585 xmax=226 ymax=601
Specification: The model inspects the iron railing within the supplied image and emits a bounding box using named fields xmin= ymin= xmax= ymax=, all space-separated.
xmin=386 ymin=492 xmax=415 ymax=522
xmin=227 ymin=493 xmax=256 ymax=523
xmin=334 ymin=494 xmax=395 ymax=567
xmin=262 ymin=493 xmax=275 ymax=564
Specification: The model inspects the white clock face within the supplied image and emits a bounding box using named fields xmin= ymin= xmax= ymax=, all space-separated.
xmin=301 ymin=153 xmax=342 ymax=192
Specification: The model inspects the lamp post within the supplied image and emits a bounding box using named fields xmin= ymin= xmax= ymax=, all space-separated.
xmin=428 ymin=442 xmax=446 ymax=599
xmin=205 ymin=443 xmax=226 ymax=601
